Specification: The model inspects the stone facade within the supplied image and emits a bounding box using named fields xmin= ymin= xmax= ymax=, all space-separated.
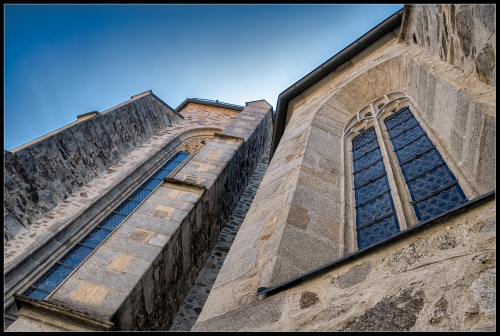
xmin=193 ymin=4 xmax=495 ymax=332
xmin=4 ymin=91 xmax=181 ymax=242
xmin=4 ymin=4 xmax=495 ymax=332
xmin=5 ymin=95 xmax=273 ymax=330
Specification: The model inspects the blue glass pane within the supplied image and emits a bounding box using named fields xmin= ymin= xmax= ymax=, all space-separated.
xmin=59 ymin=245 xmax=94 ymax=267
xmin=114 ymin=199 xmax=141 ymax=215
xmin=33 ymin=264 xmax=73 ymax=292
xmin=355 ymin=175 xmax=391 ymax=205
xmin=353 ymin=140 xmax=379 ymax=161
xmin=140 ymin=177 xmax=162 ymax=191
xmin=407 ymin=165 xmax=456 ymax=201
xmin=357 ymin=215 xmax=400 ymax=249
xmin=352 ymin=128 xmax=377 ymax=150
xmin=401 ymin=149 xmax=445 ymax=182
xmin=356 ymin=193 xmax=395 ymax=228
xmin=152 ymin=168 xmax=172 ymax=179
xmin=26 ymin=288 xmax=49 ymax=301
xmin=391 ymin=125 xmax=426 ymax=150
xmin=395 ymin=135 xmax=434 ymax=164
xmin=81 ymin=227 xmax=111 ymax=248
xmin=385 ymin=108 xmax=468 ymax=224
xmin=176 ymin=151 xmax=190 ymax=161
xmin=414 ymin=185 xmax=467 ymax=221
xmin=354 ymin=160 xmax=386 ymax=189
xmin=22 ymin=150 xmax=194 ymax=302
xmin=387 ymin=117 xmax=419 ymax=139
xmin=384 ymin=108 xmax=412 ymax=130
xmin=99 ymin=212 xmax=127 ymax=230
xmin=127 ymin=188 xmax=152 ymax=202
xmin=353 ymin=149 xmax=382 ymax=173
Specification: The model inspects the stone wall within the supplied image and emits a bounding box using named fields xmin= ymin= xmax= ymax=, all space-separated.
xmin=194 ymin=4 xmax=495 ymax=332
xmin=4 ymin=97 xmax=239 ymax=324
xmin=7 ymin=100 xmax=273 ymax=331
xmin=193 ymin=193 xmax=495 ymax=331
xmin=400 ymin=4 xmax=496 ymax=86
xmin=4 ymin=91 xmax=181 ymax=242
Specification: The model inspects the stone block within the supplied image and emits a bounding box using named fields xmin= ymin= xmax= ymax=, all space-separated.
xmin=125 ymin=257 xmax=153 ymax=278
xmin=122 ymin=213 xmax=180 ymax=236
xmin=107 ymin=253 xmax=135 ymax=272
xmin=213 ymin=246 xmax=258 ymax=288
xmin=103 ymin=235 xmax=162 ymax=262
xmin=192 ymin=292 xmax=284 ymax=332
xmin=70 ymin=281 xmax=110 ymax=306
xmin=100 ymin=289 xmax=129 ymax=312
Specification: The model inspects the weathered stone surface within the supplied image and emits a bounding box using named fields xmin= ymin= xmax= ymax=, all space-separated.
xmin=337 ymin=261 xmax=373 ymax=289
xmin=476 ymin=44 xmax=495 ymax=85
xmin=4 ymin=93 xmax=176 ymax=240
xmin=191 ymin=294 xmax=284 ymax=331
xmin=456 ymin=7 xmax=473 ymax=57
xmin=300 ymin=291 xmax=320 ymax=309
xmin=341 ymin=282 xmax=425 ymax=331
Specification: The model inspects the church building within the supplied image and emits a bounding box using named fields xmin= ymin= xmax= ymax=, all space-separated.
xmin=4 ymin=4 xmax=495 ymax=331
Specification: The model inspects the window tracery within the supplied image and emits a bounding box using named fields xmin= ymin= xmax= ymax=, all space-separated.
xmin=23 ymin=136 xmax=211 ymax=301
xmin=344 ymin=93 xmax=469 ymax=251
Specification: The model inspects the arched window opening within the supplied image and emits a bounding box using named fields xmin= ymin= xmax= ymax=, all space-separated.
xmin=344 ymin=92 xmax=470 ymax=253
xmin=384 ymin=107 xmax=468 ymax=221
xmin=23 ymin=136 xmax=211 ymax=301
xmin=352 ymin=127 xmax=400 ymax=249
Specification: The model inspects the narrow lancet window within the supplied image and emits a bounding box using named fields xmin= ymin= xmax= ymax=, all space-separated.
xmin=352 ymin=127 xmax=400 ymax=249
xmin=384 ymin=107 xmax=468 ymax=222
xmin=23 ymin=151 xmax=191 ymax=301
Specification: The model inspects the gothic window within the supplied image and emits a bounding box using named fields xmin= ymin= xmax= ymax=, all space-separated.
xmin=346 ymin=93 xmax=469 ymax=251
xmin=384 ymin=107 xmax=468 ymax=221
xmin=23 ymin=136 xmax=211 ymax=301
xmin=352 ymin=127 xmax=400 ymax=249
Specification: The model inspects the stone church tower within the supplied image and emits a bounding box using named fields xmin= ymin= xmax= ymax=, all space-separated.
xmin=4 ymin=4 xmax=495 ymax=332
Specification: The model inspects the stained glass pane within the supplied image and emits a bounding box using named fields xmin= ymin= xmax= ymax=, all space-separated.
xmin=59 ymin=245 xmax=94 ymax=267
xmin=353 ymin=149 xmax=382 ymax=173
xmin=352 ymin=129 xmax=399 ymax=250
xmin=114 ymin=199 xmax=141 ymax=215
xmin=355 ymin=175 xmax=391 ymax=205
xmin=400 ymin=149 xmax=444 ymax=182
xmin=385 ymin=108 xmax=468 ymax=223
xmin=353 ymin=140 xmax=379 ymax=161
xmin=140 ymin=177 xmax=162 ymax=191
xmin=384 ymin=107 xmax=412 ymax=129
xmin=127 ymin=188 xmax=151 ymax=202
xmin=414 ymin=185 xmax=467 ymax=221
xmin=391 ymin=125 xmax=426 ymax=150
xmin=407 ymin=165 xmax=456 ymax=201
xmin=26 ymin=288 xmax=50 ymax=301
xmin=32 ymin=264 xmax=73 ymax=292
xmin=99 ymin=212 xmax=127 ymax=230
xmin=354 ymin=160 xmax=386 ymax=189
xmin=387 ymin=117 xmax=420 ymax=139
xmin=152 ymin=168 xmax=172 ymax=179
xmin=394 ymin=135 xmax=434 ymax=164
xmin=352 ymin=128 xmax=377 ymax=150
xmin=357 ymin=215 xmax=400 ymax=250
xmin=81 ymin=227 xmax=111 ymax=248
xmin=356 ymin=193 xmax=396 ymax=228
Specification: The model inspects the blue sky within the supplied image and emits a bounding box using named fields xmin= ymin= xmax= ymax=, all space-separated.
xmin=4 ymin=4 xmax=403 ymax=150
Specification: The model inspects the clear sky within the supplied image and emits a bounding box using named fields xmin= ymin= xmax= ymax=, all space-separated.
xmin=4 ymin=4 xmax=403 ymax=151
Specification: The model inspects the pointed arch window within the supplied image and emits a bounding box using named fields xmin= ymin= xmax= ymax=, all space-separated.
xmin=23 ymin=136 xmax=211 ymax=301
xmin=384 ymin=107 xmax=468 ymax=221
xmin=347 ymin=93 xmax=469 ymax=251
xmin=352 ymin=127 xmax=400 ymax=249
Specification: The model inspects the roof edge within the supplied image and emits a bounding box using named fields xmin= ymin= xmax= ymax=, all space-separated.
xmin=270 ymin=7 xmax=404 ymax=160
xmin=176 ymin=98 xmax=245 ymax=112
